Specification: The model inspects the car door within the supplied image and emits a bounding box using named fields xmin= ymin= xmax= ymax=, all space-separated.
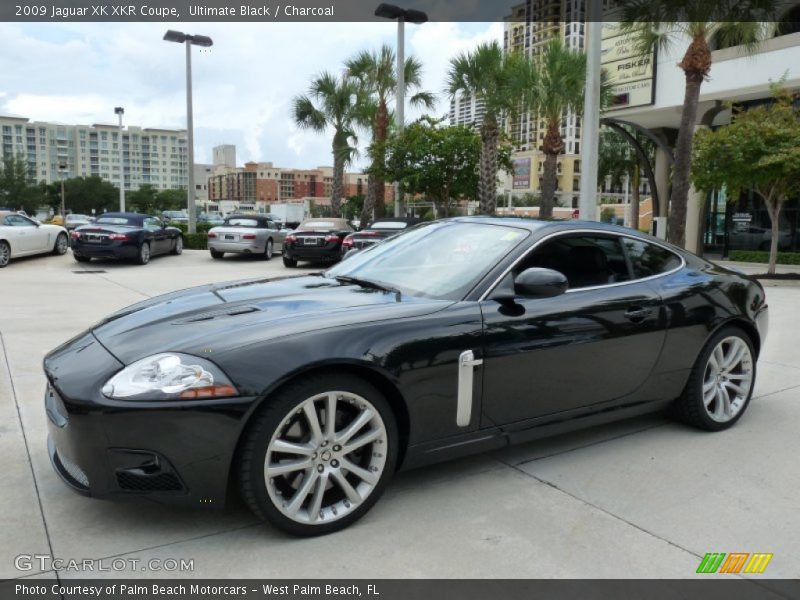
xmin=143 ymin=217 xmax=167 ymax=255
xmin=5 ymin=215 xmax=44 ymax=253
xmin=478 ymin=232 xmax=667 ymax=426
xmin=268 ymin=220 xmax=285 ymax=250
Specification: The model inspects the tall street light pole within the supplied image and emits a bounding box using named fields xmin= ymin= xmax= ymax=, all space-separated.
xmin=114 ymin=106 xmax=125 ymax=212
xmin=58 ymin=163 xmax=67 ymax=220
xmin=374 ymin=4 xmax=427 ymax=218
xmin=578 ymin=0 xmax=603 ymax=222
xmin=163 ymin=30 xmax=213 ymax=234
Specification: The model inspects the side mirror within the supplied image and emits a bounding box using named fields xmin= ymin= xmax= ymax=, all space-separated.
xmin=514 ymin=267 xmax=568 ymax=298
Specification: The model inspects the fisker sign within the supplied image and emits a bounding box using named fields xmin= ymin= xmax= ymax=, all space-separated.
xmin=602 ymin=23 xmax=656 ymax=111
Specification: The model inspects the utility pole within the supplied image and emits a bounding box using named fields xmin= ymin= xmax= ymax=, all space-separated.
xmin=578 ymin=0 xmax=603 ymax=221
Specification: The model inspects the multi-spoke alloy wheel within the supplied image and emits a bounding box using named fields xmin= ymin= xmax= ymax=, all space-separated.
xmin=239 ymin=374 xmax=397 ymax=536
xmin=673 ymin=326 xmax=757 ymax=431
xmin=702 ymin=336 xmax=753 ymax=423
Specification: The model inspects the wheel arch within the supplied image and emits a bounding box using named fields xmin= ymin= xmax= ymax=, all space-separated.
xmin=712 ymin=317 xmax=761 ymax=358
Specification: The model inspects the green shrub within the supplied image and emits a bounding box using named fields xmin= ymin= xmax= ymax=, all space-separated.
xmin=728 ymin=250 xmax=800 ymax=265
xmin=182 ymin=233 xmax=208 ymax=250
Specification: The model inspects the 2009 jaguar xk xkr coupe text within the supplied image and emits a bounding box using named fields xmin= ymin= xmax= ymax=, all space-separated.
xmin=44 ymin=218 xmax=768 ymax=536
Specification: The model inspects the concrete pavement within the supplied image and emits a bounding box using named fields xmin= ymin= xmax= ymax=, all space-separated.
xmin=1 ymin=249 xmax=799 ymax=581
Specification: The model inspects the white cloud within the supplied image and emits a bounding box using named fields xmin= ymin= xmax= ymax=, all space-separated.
xmin=0 ymin=21 xmax=500 ymax=169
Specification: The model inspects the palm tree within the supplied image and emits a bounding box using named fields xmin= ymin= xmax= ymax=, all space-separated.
xmin=621 ymin=1 xmax=780 ymax=247
xmin=527 ymin=38 xmax=588 ymax=219
xmin=292 ymin=72 xmax=362 ymax=217
xmin=598 ymin=126 xmax=654 ymax=231
xmin=346 ymin=45 xmax=434 ymax=224
xmin=447 ymin=41 xmax=529 ymax=215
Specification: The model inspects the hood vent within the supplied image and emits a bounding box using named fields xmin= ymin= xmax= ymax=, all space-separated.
xmin=174 ymin=305 xmax=261 ymax=324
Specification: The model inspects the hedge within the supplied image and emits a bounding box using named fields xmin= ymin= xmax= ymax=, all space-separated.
xmin=182 ymin=233 xmax=208 ymax=250
xmin=728 ymin=250 xmax=800 ymax=265
xmin=170 ymin=221 xmax=214 ymax=234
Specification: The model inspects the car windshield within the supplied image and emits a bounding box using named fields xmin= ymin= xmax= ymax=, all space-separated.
xmin=326 ymin=221 xmax=529 ymax=300
xmin=225 ymin=218 xmax=259 ymax=227
xmin=369 ymin=221 xmax=409 ymax=230
xmin=95 ymin=217 xmax=134 ymax=226
xmin=66 ymin=215 xmax=88 ymax=221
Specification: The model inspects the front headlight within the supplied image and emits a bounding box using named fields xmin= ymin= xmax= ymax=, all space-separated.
xmin=102 ymin=353 xmax=238 ymax=400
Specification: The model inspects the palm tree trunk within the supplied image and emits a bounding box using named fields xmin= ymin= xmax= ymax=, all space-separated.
xmin=630 ymin=163 xmax=640 ymax=231
xmin=668 ymin=34 xmax=711 ymax=248
xmin=766 ymin=197 xmax=782 ymax=275
xmin=478 ymin=119 xmax=499 ymax=215
xmin=360 ymin=174 xmax=378 ymax=228
xmin=331 ymin=144 xmax=344 ymax=218
xmin=540 ymin=119 xmax=564 ymax=219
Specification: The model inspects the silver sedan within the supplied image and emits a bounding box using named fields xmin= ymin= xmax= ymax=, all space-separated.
xmin=207 ymin=215 xmax=286 ymax=260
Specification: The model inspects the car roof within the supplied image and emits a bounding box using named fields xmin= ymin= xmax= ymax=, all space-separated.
xmin=96 ymin=212 xmax=149 ymax=224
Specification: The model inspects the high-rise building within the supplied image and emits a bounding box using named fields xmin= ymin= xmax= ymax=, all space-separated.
xmin=503 ymin=0 xmax=586 ymax=207
xmin=0 ymin=115 xmax=188 ymax=191
xmin=212 ymin=144 xmax=236 ymax=168
xmin=448 ymin=91 xmax=486 ymax=128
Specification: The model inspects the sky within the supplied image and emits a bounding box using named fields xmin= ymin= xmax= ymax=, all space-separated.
xmin=0 ymin=21 xmax=501 ymax=170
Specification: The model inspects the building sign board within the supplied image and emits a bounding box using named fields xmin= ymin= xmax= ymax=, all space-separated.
xmin=601 ymin=24 xmax=656 ymax=111
xmin=512 ymin=157 xmax=531 ymax=190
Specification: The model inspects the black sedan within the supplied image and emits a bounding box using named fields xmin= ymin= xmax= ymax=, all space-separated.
xmin=44 ymin=218 xmax=767 ymax=536
xmin=71 ymin=212 xmax=183 ymax=265
xmin=282 ymin=217 xmax=354 ymax=267
xmin=341 ymin=217 xmax=420 ymax=256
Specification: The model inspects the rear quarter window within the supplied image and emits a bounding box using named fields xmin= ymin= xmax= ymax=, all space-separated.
xmin=622 ymin=239 xmax=682 ymax=279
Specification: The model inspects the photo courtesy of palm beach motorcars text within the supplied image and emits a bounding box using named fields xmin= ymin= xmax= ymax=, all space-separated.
xmin=2 ymin=0 xmax=800 ymax=598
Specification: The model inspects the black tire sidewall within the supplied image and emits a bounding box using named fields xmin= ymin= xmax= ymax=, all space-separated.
xmin=283 ymin=256 xmax=296 ymax=268
xmin=0 ymin=241 xmax=9 ymax=267
xmin=264 ymin=239 xmax=273 ymax=260
xmin=239 ymin=373 xmax=398 ymax=537
xmin=138 ymin=242 xmax=150 ymax=265
xmin=54 ymin=233 xmax=68 ymax=255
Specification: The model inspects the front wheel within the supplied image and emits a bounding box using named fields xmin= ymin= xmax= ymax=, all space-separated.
xmin=283 ymin=256 xmax=297 ymax=268
xmin=53 ymin=233 xmax=68 ymax=255
xmin=0 ymin=241 xmax=10 ymax=268
xmin=262 ymin=238 xmax=274 ymax=261
xmin=671 ymin=326 xmax=756 ymax=431
xmin=171 ymin=235 xmax=183 ymax=255
xmin=135 ymin=242 xmax=151 ymax=265
xmin=238 ymin=373 xmax=398 ymax=536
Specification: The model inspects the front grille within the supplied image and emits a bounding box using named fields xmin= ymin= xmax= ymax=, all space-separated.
xmin=56 ymin=452 xmax=90 ymax=488
xmin=116 ymin=471 xmax=183 ymax=492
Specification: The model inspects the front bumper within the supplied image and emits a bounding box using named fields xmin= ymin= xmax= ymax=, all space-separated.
xmin=44 ymin=332 xmax=255 ymax=507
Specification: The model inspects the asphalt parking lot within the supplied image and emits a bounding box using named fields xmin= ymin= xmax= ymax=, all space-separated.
xmin=2 ymin=249 xmax=799 ymax=582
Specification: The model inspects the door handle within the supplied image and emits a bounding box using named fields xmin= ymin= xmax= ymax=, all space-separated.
xmin=624 ymin=307 xmax=652 ymax=323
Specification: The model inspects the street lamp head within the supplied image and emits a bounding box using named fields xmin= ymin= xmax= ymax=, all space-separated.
xmin=114 ymin=107 xmax=124 ymax=115
xmin=374 ymin=3 xmax=428 ymax=23
xmin=163 ymin=30 xmax=213 ymax=47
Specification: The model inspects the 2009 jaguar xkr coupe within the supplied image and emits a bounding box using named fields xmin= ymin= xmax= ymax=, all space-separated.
xmin=44 ymin=218 xmax=768 ymax=536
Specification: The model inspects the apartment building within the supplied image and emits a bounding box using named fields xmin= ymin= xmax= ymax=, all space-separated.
xmin=0 ymin=115 xmax=188 ymax=191
xmin=448 ymin=91 xmax=486 ymax=128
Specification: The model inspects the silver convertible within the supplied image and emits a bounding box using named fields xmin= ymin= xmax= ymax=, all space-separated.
xmin=207 ymin=214 xmax=286 ymax=260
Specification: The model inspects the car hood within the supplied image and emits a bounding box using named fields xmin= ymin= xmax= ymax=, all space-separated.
xmin=92 ymin=275 xmax=449 ymax=364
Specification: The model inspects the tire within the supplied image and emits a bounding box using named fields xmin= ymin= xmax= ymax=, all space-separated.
xmin=73 ymin=254 xmax=91 ymax=263
xmin=262 ymin=238 xmax=274 ymax=261
xmin=671 ymin=326 xmax=756 ymax=431
xmin=0 ymin=241 xmax=10 ymax=268
xmin=283 ymin=256 xmax=297 ymax=268
xmin=210 ymin=249 xmax=224 ymax=260
xmin=238 ymin=373 xmax=398 ymax=537
xmin=52 ymin=233 xmax=68 ymax=255
xmin=171 ymin=235 xmax=183 ymax=255
xmin=135 ymin=242 xmax=151 ymax=265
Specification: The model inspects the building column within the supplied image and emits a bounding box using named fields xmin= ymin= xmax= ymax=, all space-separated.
xmin=654 ymin=146 xmax=670 ymax=219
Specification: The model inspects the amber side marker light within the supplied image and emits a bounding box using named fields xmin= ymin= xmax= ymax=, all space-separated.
xmin=179 ymin=385 xmax=238 ymax=399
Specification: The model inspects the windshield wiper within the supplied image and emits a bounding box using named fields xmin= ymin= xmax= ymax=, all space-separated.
xmin=333 ymin=275 xmax=401 ymax=301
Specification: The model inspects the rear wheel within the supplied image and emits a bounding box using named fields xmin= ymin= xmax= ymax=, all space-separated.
xmin=136 ymin=242 xmax=151 ymax=265
xmin=0 ymin=241 xmax=10 ymax=268
xmin=672 ymin=326 xmax=756 ymax=431
xmin=171 ymin=235 xmax=183 ymax=255
xmin=262 ymin=238 xmax=274 ymax=261
xmin=238 ymin=373 xmax=398 ymax=536
xmin=283 ymin=256 xmax=297 ymax=268
xmin=210 ymin=249 xmax=224 ymax=260
xmin=53 ymin=233 xmax=68 ymax=255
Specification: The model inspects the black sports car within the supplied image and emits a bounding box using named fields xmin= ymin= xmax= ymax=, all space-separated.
xmin=282 ymin=217 xmax=354 ymax=267
xmin=341 ymin=217 xmax=420 ymax=256
xmin=71 ymin=212 xmax=183 ymax=265
xmin=44 ymin=218 xmax=767 ymax=536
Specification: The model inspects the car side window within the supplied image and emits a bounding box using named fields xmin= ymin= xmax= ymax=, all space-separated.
xmin=143 ymin=218 xmax=161 ymax=231
xmin=622 ymin=239 xmax=682 ymax=279
xmin=515 ymin=235 xmax=631 ymax=290
xmin=5 ymin=215 xmax=34 ymax=227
